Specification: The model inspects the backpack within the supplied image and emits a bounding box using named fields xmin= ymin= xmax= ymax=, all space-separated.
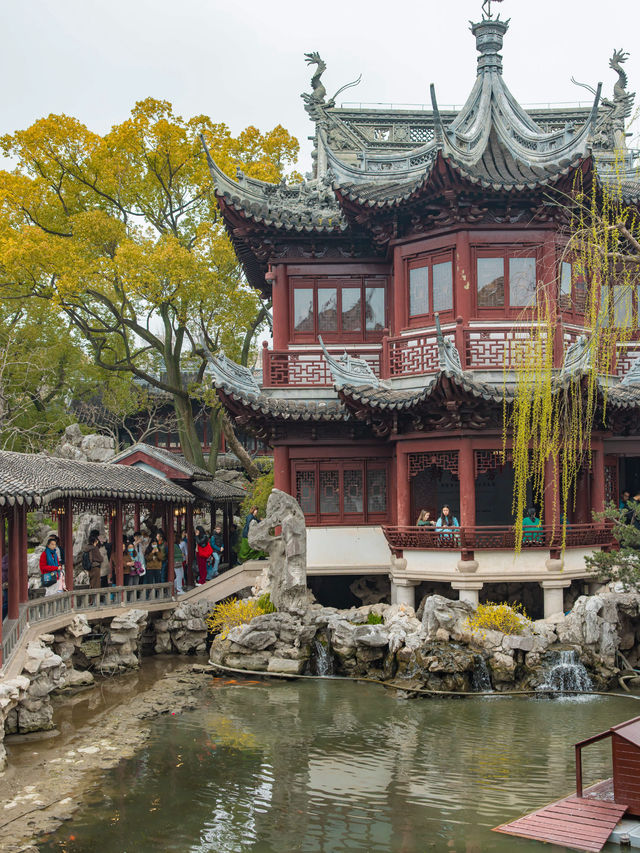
xmin=82 ymin=549 xmax=92 ymax=573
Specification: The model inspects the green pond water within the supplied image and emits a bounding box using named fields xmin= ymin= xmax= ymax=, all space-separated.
xmin=37 ymin=678 xmax=638 ymax=852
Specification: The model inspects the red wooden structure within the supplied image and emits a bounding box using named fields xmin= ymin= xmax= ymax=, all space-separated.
xmin=495 ymin=716 xmax=640 ymax=851
xmin=576 ymin=715 xmax=640 ymax=817
xmin=200 ymin=7 xmax=640 ymax=611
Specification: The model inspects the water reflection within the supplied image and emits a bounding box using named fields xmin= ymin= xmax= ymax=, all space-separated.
xmin=39 ymin=680 xmax=636 ymax=852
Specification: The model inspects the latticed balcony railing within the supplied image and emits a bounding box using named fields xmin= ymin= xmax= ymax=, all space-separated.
xmin=262 ymin=347 xmax=381 ymax=387
xmin=261 ymin=329 xmax=640 ymax=387
xmin=381 ymin=523 xmax=613 ymax=553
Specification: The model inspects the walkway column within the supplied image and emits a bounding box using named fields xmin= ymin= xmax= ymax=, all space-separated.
xmin=113 ymin=499 xmax=124 ymax=588
xmin=540 ymin=580 xmax=571 ymax=619
xmin=7 ymin=505 xmax=20 ymax=619
xmin=458 ymin=440 xmax=475 ymax=528
xmin=186 ymin=504 xmax=195 ymax=586
xmin=451 ymin=580 xmax=483 ymax=608
xmin=273 ymin=446 xmax=290 ymax=494
xmin=18 ymin=504 xmax=28 ymax=604
xmin=134 ymin=505 xmax=140 ymax=533
xmin=396 ymin=448 xmax=410 ymax=526
xmin=390 ymin=578 xmax=419 ymax=609
xmin=64 ymin=497 xmax=74 ymax=591
xmin=167 ymin=504 xmax=175 ymax=586
xmin=0 ymin=511 xmax=4 ymax=574
xmin=222 ymin=502 xmax=231 ymax=566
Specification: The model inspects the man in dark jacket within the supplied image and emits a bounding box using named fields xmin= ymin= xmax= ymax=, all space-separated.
xmin=210 ymin=524 xmax=224 ymax=576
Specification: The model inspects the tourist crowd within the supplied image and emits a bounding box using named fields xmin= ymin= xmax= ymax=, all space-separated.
xmin=37 ymin=518 xmax=245 ymax=597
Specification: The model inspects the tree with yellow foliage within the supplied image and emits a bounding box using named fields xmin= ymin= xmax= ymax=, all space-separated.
xmin=0 ymin=98 xmax=299 ymax=473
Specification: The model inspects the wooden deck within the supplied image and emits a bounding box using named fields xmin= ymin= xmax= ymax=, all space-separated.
xmin=494 ymin=780 xmax=628 ymax=852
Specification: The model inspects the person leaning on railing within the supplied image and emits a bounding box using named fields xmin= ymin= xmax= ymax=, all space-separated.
xmin=522 ymin=507 xmax=543 ymax=544
xmin=435 ymin=506 xmax=460 ymax=545
xmin=416 ymin=509 xmax=436 ymax=528
xmin=39 ymin=535 xmax=66 ymax=596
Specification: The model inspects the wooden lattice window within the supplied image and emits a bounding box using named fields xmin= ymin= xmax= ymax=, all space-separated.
xmin=294 ymin=460 xmax=389 ymax=525
xmin=290 ymin=276 xmax=387 ymax=343
xmin=474 ymin=246 xmax=540 ymax=316
xmin=408 ymin=451 xmax=459 ymax=479
xmin=407 ymin=249 xmax=455 ymax=322
xmin=295 ymin=470 xmax=316 ymax=515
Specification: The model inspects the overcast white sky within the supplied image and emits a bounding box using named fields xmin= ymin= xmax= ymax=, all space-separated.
xmin=3 ymin=0 xmax=640 ymax=174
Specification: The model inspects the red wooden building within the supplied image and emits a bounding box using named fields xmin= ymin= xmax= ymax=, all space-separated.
xmin=203 ymin=10 xmax=640 ymax=616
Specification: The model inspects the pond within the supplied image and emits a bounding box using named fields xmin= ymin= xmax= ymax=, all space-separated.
xmin=38 ymin=678 xmax=637 ymax=852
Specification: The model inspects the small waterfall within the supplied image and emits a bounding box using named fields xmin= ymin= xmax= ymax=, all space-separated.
xmin=538 ymin=650 xmax=593 ymax=693
xmin=313 ymin=639 xmax=334 ymax=677
xmin=471 ymin=656 xmax=493 ymax=692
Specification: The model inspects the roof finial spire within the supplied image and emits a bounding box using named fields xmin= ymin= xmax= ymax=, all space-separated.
xmin=482 ymin=0 xmax=504 ymax=19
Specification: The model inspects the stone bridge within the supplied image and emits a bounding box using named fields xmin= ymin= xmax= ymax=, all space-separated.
xmin=1 ymin=562 xmax=263 ymax=681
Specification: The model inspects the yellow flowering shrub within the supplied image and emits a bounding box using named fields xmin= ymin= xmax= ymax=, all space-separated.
xmin=465 ymin=602 xmax=531 ymax=636
xmin=206 ymin=597 xmax=270 ymax=639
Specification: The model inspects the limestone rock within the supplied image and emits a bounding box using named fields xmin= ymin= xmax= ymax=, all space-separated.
xmin=267 ymin=658 xmax=305 ymax=674
xmin=422 ymin=595 xmax=473 ymax=641
xmin=228 ymin=626 xmax=278 ymax=651
xmin=353 ymin=624 xmax=389 ymax=648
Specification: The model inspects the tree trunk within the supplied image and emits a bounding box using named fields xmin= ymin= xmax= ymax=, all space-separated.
xmin=221 ymin=411 xmax=260 ymax=480
xmin=207 ymin=408 xmax=222 ymax=473
xmin=173 ymin=394 xmax=206 ymax=469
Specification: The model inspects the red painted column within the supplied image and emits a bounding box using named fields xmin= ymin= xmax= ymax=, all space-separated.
xmin=544 ymin=456 xmax=561 ymax=527
xmin=542 ymin=233 xmax=563 ymax=368
xmin=272 ymin=264 xmax=289 ymax=350
xmin=392 ymin=246 xmax=406 ymax=336
xmin=64 ymin=497 xmax=74 ymax=591
xmin=7 ymin=505 xmax=19 ymax=619
xmin=0 ymin=511 xmax=4 ymax=574
xmin=455 ymin=231 xmax=473 ymax=367
xmin=113 ymin=500 xmax=124 ymax=588
xmin=396 ymin=447 xmax=410 ymax=526
xmin=592 ymin=443 xmax=606 ymax=518
xmin=186 ymin=504 xmax=195 ymax=587
xmin=273 ymin=446 xmax=290 ymax=494
xmin=574 ymin=467 xmax=590 ymax=524
xmin=134 ymin=505 xmax=140 ymax=533
xmin=167 ymin=505 xmax=175 ymax=586
xmin=458 ymin=440 xmax=476 ymax=528
xmin=18 ymin=505 xmax=28 ymax=604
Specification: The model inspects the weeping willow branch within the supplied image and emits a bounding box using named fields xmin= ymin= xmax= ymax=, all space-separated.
xmin=507 ymin=150 xmax=640 ymax=552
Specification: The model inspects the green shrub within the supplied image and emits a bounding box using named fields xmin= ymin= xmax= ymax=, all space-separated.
xmin=240 ymin=469 xmax=274 ymax=520
xmin=256 ymin=592 xmax=276 ymax=613
xmin=366 ymin=612 xmax=383 ymax=625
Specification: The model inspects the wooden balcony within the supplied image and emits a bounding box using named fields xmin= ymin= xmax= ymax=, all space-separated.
xmin=262 ymin=347 xmax=381 ymax=388
xmin=381 ymin=523 xmax=613 ymax=554
xmin=261 ymin=329 xmax=640 ymax=388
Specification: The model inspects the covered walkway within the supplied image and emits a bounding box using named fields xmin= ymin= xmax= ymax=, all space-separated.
xmin=0 ymin=561 xmax=263 ymax=680
xmin=0 ymin=450 xmax=195 ymax=672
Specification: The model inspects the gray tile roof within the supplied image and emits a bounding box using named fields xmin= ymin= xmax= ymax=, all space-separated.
xmin=190 ymin=479 xmax=248 ymax=502
xmin=110 ymin=443 xmax=214 ymax=480
xmin=0 ymin=450 xmax=195 ymax=507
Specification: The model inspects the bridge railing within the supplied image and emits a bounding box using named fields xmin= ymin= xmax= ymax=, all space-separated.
xmin=2 ymin=604 xmax=29 ymax=669
xmin=2 ymin=582 xmax=174 ymax=673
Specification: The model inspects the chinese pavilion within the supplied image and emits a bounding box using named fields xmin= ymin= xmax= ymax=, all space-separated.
xmin=203 ymin=8 xmax=640 ymax=617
